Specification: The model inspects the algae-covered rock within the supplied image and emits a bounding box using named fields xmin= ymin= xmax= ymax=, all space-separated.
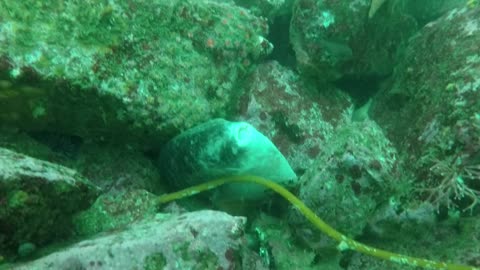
xmin=237 ymin=61 xmax=352 ymax=173
xmin=0 ymin=129 xmax=165 ymax=193
xmin=288 ymin=118 xmax=413 ymax=247
xmin=289 ymin=0 xmax=369 ymax=81
xmin=371 ymin=7 xmax=480 ymax=211
xmin=345 ymin=215 xmax=480 ymax=269
xmin=11 ymin=211 xmax=251 ymax=270
xmin=249 ymin=213 xmax=336 ymax=270
xmin=289 ymin=0 xmax=467 ymax=82
xmin=0 ymin=0 xmax=271 ymax=149
xmin=62 ymin=143 xmax=165 ymax=193
xmin=0 ymin=147 xmax=99 ymax=258
xmin=158 ymin=118 xmax=297 ymax=201
xmin=73 ymin=189 xmax=158 ymax=237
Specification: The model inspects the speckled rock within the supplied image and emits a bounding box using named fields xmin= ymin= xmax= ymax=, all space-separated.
xmin=345 ymin=0 xmax=469 ymax=78
xmin=0 ymin=0 xmax=271 ymax=149
xmin=0 ymin=129 xmax=165 ymax=193
xmin=343 ymin=2 xmax=418 ymax=78
xmin=290 ymin=0 xmax=370 ymax=81
xmin=345 ymin=214 xmax=480 ymax=269
xmin=158 ymin=118 xmax=297 ymax=202
xmin=237 ymin=61 xmax=351 ymax=173
xmin=0 ymin=147 xmax=99 ymax=258
xmin=249 ymin=213 xmax=337 ymax=270
xmin=393 ymin=0 xmax=469 ymax=26
xmin=371 ymin=7 xmax=480 ymax=212
xmin=289 ymin=0 xmax=468 ymax=82
xmin=288 ymin=119 xmax=413 ymax=247
xmin=11 ymin=210 xmax=255 ymax=270
xmin=73 ymin=189 xmax=158 ymax=237
xmin=62 ymin=142 xmax=165 ymax=193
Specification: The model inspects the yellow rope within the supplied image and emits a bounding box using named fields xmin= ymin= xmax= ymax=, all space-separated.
xmin=157 ymin=175 xmax=478 ymax=270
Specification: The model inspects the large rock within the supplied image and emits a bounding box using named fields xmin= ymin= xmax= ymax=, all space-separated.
xmin=290 ymin=0 xmax=369 ymax=81
xmin=346 ymin=213 xmax=480 ymax=269
xmin=11 ymin=210 xmax=256 ymax=270
xmin=73 ymin=189 xmax=158 ymax=237
xmin=0 ymin=148 xmax=99 ymax=258
xmin=237 ymin=61 xmax=352 ymax=173
xmin=0 ymin=129 xmax=165 ymax=193
xmin=289 ymin=0 xmax=467 ymax=81
xmin=288 ymin=119 xmax=412 ymax=247
xmin=61 ymin=142 xmax=165 ymax=193
xmin=0 ymin=0 xmax=271 ymax=149
xmin=158 ymin=118 xmax=297 ymax=201
xmin=397 ymin=0 xmax=469 ymax=26
xmin=344 ymin=0 xmax=467 ymax=79
xmin=371 ymin=7 xmax=480 ymax=212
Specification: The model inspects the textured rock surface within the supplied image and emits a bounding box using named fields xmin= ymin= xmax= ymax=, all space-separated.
xmin=347 ymin=0 xmax=468 ymax=78
xmin=73 ymin=189 xmax=158 ymax=237
xmin=0 ymin=129 xmax=165 ymax=193
xmin=61 ymin=143 xmax=165 ymax=193
xmin=158 ymin=118 xmax=297 ymax=201
xmin=290 ymin=0 xmax=369 ymax=81
xmin=395 ymin=0 xmax=469 ymax=26
xmin=0 ymin=0 xmax=271 ymax=149
xmin=371 ymin=7 xmax=480 ymax=211
xmin=289 ymin=0 xmax=468 ymax=81
xmin=344 ymin=2 xmax=418 ymax=78
xmin=11 ymin=210 xmax=252 ymax=270
xmin=1 ymin=1 xmax=479 ymax=269
xmin=0 ymin=147 xmax=99 ymax=257
xmin=288 ymin=119 xmax=412 ymax=246
xmin=249 ymin=213 xmax=332 ymax=270
xmin=237 ymin=61 xmax=351 ymax=173
xmin=345 ymin=215 xmax=480 ymax=269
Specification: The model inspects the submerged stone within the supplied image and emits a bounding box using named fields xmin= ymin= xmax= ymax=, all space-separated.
xmin=158 ymin=119 xmax=297 ymax=201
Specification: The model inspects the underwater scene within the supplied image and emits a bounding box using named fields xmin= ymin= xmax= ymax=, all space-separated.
xmin=0 ymin=0 xmax=479 ymax=269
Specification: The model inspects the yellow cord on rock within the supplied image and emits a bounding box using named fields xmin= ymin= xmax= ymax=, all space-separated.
xmin=157 ymin=175 xmax=478 ymax=270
